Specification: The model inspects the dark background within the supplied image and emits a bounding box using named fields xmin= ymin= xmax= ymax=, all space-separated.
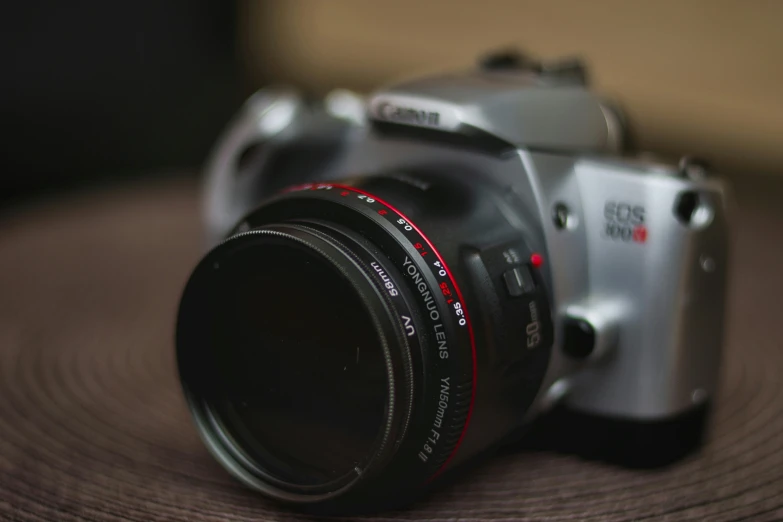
xmin=2 ymin=3 xmax=783 ymax=521
xmin=0 ymin=1 xmax=245 ymax=208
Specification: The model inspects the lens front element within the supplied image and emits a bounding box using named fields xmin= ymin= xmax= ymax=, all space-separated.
xmin=211 ymin=242 xmax=389 ymax=485
xmin=177 ymin=226 xmax=413 ymax=497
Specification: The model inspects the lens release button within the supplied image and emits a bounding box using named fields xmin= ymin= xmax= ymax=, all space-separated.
xmin=502 ymin=265 xmax=535 ymax=297
xmin=563 ymin=318 xmax=595 ymax=359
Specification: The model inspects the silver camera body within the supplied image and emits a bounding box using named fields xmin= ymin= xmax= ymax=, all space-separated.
xmin=204 ymin=58 xmax=728 ymax=449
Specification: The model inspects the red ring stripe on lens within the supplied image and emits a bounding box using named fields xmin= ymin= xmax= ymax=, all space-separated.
xmin=323 ymin=183 xmax=476 ymax=479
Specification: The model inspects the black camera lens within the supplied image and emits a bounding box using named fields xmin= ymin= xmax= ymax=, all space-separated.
xmin=178 ymin=225 xmax=416 ymax=497
xmin=177 ymin=175 xmax=554 ymax=512
xmin=208 ymin=242 xmax=389 ymax=485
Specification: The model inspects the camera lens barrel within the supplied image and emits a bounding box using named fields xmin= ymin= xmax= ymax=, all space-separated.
xmin=176 ymin=174 xmax=553 ymax=512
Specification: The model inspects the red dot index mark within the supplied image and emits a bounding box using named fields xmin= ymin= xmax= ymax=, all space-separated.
xmin=378 ymin=209 xmax=388 ymax=216
xmin=633 ymin=225 xmax=648 ymax=243
xmin=530 ymin=253 xmax=544 ymax=268
xmin=340 ymin=191 xmax=350 ymax=196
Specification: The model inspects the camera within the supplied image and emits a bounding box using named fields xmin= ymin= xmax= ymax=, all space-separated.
xmin=176 ymin=54 xmax=729 ymax=514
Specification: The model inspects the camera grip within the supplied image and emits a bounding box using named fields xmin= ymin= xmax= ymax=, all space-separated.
xmin=523 ymin=402 xmax=712 ymax=468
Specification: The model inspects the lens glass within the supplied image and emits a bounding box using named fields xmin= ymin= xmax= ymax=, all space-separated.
xmin=201 ymin=240 xmax=390 ymax=486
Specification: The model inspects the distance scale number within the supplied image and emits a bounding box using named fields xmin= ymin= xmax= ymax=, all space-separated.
xmin=393 ymin=217 xmax=467 ymax=328
xmin=333 ymin=187 xmax=470 ymax=329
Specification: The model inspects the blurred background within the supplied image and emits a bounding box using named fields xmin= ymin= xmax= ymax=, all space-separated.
xmin=3 ymin=4 xmax=783 ymax=519
xmin=1 ymin=0 xmax=781 ymax=209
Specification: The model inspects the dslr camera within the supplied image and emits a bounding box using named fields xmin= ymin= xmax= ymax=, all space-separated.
xmin=176 ymin=54 xmax=729 ymax=514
